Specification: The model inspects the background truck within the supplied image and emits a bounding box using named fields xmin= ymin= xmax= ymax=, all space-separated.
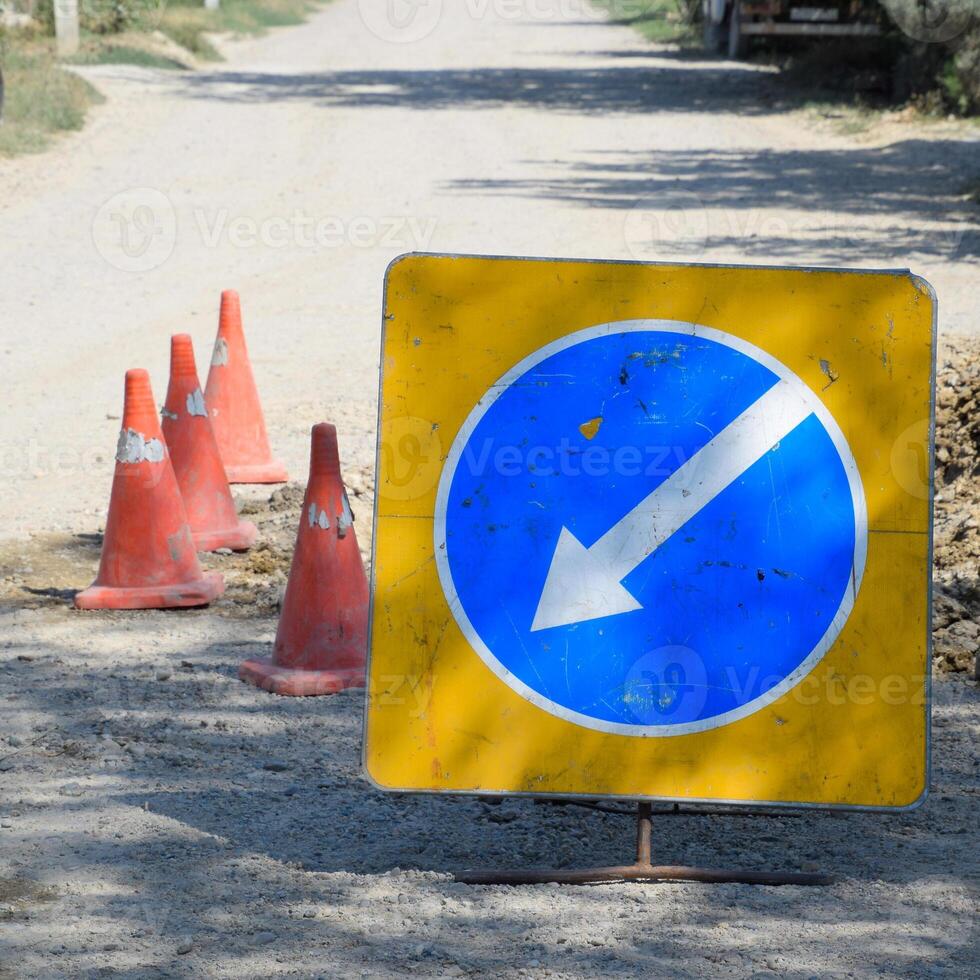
xmin=703 ymin=0 xmax=883 ymax=58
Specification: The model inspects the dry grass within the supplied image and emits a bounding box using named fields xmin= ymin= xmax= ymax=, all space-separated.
xmin=589 ymin=0 xmax=697 ymax=45
xmin=157 ymin=0 xmax=321 ymax=60
xmin=0 ymin=0 xmax=325 ymax=156
xmin=0 ymin=39 xmax=103 ymax=156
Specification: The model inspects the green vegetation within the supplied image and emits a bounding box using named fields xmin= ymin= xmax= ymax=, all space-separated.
xmin=589 ymin=0 xmax=698 ymax=45
xmin=24 ymin=0 xmax=321 ymax=61
xmin=0 ymin=0 xmax=324 ymax=157
xmin=67 ymin=38 xmax=189 ymax=70
xmin=802 ymin=100 xmax=879 ymax=136
xmin=0 ymin=39 xmax=104 ymax=156
xmin=155 ymin=0 xmax=319 ymax=61
xmin=595 ymin=0 xmax=980 ymax=117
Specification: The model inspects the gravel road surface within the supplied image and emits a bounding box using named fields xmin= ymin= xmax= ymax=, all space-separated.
xmin=1 ymin=2 xmax=978 ymax=977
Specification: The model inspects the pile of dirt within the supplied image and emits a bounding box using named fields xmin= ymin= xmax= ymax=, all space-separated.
xmin=0 ymin=534 xmax=101 ymax=612
xmin=201 ymin=471 xmax=375 ymax=620
xmin=0 ymin=467 xmax=376 ymax=621
xmin=0 ymin=876 xmax=57 ymax=926
xmin=935 ymin=338 xmax=980 ymax=497
xmin=0 ymin=373 xmax=975 ymax=671
xmin=933 ymin=336 xmax=980 ymax=673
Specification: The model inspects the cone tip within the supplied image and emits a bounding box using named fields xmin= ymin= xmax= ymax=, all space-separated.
xmin=125 ymin=368 xmax=153 ymax=401
xmin=310 ymin=422 xmax=340 ymax=478
xmin=123 ymin=369 xmax=157 ymax=429
xmin=169 ymin=334 xmax=198 ymax=380
xmin=218 ymin=290 xmax=243 ymax=336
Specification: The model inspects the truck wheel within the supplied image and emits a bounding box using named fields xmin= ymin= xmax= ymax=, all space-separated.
xmin=703 ymin=20 xmax=725 ymax=53
xmin=727 ymin=4 xmax=747 ymax=59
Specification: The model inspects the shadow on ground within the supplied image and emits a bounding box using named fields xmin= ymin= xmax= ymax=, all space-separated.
xmin=2 ymin=623 xmax=979 ymax=976
xmin=180 ymin=58 xmax=783 ymax=117
xmin=443 ymin=143 xmax=980 ymax=263
xmin=162 ymin=58 xmax=980 ymax=266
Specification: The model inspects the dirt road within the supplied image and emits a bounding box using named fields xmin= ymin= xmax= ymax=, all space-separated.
xmin=1 ymin=0 xmax=978 ymax=535
xmin=1 ymin=2 xmax=978 ymax=977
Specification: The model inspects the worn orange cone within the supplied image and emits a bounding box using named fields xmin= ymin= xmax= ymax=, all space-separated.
xmin=161 ymin=334 xmax=257 ymax=552
xmin=203 ymin=290 xmax=287 ymax=485
xmin=75 ymin=370 xmax=225 ymax=610
xmin=239 ymin=424 xmax=367 ymax=696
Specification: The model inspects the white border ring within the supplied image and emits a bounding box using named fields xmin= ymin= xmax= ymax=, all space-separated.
xmin=434 ymin=319 xmax=868 ymax=737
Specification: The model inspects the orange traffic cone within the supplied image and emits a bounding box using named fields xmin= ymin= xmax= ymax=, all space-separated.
xmin=239 ymin=423 xmax=367 ymax=696
xmin=204 ymin=290 xmax=287 ymax=485
xmin=161 ymin=334 xmax=258 ymax=553
xmin=75 ymin=370 xmax=225 ymax=610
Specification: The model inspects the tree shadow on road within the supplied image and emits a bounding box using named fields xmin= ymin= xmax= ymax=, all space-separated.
xmin=171 ymin=60 xmax=980 ymax=266
xmin=181 ymin=61 xmax=787 ymax=116
xmin=3 ymin=625 xmax=979 ymax=976
xmin=444 ymin=142 xmax=980 ymax=264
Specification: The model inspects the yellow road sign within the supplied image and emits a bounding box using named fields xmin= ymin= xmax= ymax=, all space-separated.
xmin=364 ymin=254 xmax=935 ymax=810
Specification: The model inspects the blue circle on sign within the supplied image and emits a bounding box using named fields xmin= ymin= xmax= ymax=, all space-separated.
xmin=434 ymin=321 xmax=867 ymax=737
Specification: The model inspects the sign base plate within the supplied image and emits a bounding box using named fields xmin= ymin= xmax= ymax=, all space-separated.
xmin=454 ymin=803 xmax=834 ymax=887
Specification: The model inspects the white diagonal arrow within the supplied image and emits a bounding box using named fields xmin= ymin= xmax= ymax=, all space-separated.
xmin=530 ymin=379 xmax=815 ymax=632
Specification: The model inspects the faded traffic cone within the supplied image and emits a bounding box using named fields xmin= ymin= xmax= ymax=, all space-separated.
xmin=162 ymin=334 xmax=258 ymax=552
xmin=75 ymin=370 xmax=225 ymax=610
xmin=204 ymin=290 xmax=287 ymax=484
xmin=239 ymin=424 xmax=367 ymax=696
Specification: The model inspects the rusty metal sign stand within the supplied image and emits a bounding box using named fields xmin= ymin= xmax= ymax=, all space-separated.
xmin=455 ymin=802 xmax=834 ymax=887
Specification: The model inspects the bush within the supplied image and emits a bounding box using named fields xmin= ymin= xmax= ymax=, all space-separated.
xmin=86 ymin=0 xmax=167 ymax=34
xmin=948 ymin=26 xmax=980 ymax=110
xmin=30 ymin=0 xmax=166 ymax=35
xmin=0 ymin=42 xmax=102 ymax=155
xmin=881 ymin=0 xmax=980 ymax=113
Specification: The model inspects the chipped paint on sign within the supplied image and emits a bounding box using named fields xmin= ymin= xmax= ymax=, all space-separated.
xmin=115 ymin=428 xmax=165 ymax=464
xmin=532 ymin=374 xmax=854 ymax=636
xmin=819 ymin=358 xmax=839 ymax=388
xmin=185 ymin=389 xmax=208 ymax=418
xmin=160 ymin=408 xmax=178 ymax=421
xmin=578 ymin=416 xmax=602 ymax=440
xmin=211 ymin=338 xmax=229 ymax=367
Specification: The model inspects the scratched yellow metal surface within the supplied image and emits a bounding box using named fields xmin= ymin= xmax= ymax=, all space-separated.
xmin=365 ymin=254 xmax=934 ymax=808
